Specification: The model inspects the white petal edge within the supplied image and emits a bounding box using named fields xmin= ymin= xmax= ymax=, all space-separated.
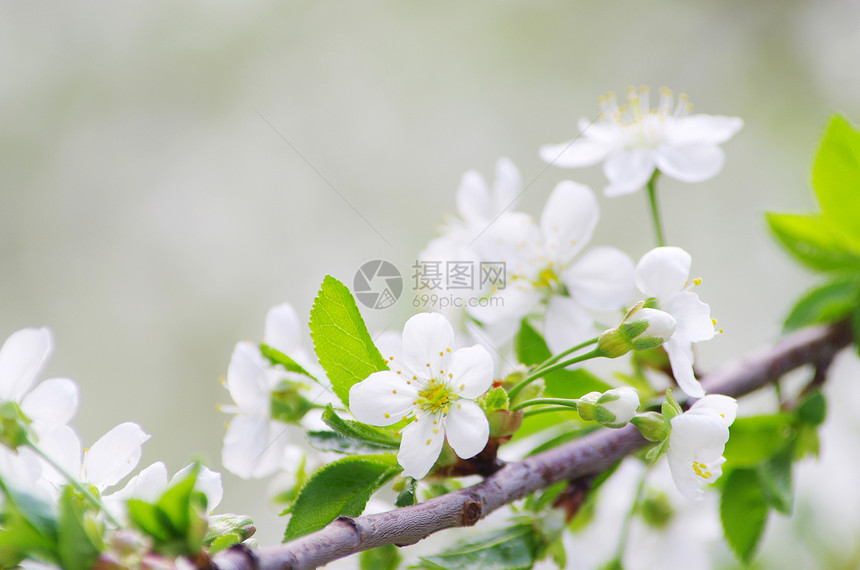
xmin=83 ymin=422 xmax=150 ymax=490
xmin=349 ymin=371 xmax=418 ymax=426
xmin=635 ymin=247 xmax=692 ymax=302
xmin=0 ymin=327 xmax=53 ymax=401
xmin=20 ymin=377 xmax=79 ymax=427
xmin=225 ymin=342 xmax=270 ymax=413
xmin=540 ymin=181 xmax=599 ymax=263
xmin=398 ymin=413 xmax=445 ymax=479
xmin=456 ymin=170 xmax=491 ymax=225
xmin=670 ymin=115 xmax=744 ymax=145
xmin=562 ymin=246 xmax=635 ymax=310
xmin=539 ymin=139 xmax=615 ymax=168
xmin=401 ymin=313 xmax=455 ymax=377
xmin=655 ymin=144 xmax=725 ymax=183
xmin=222 ymin=415 xmax=285 ymax=479
xmin=603 ymin=149 xmax=655 ymax=197
xmin=448 ymin=345 xmax=494 ymax=399
xmin=172 ymin=463 xmax=223 ymax=512
xmin=445 ymin=400 xmax=489 ymax=459
xmin=543 ymin=296 xmax=595 ymax=355
xmin=264 ymin=303 xmax=301 ymax=355
xmin=665 ymin=291 xmax=715 ymax=343
xmin=665 ymin=337 xmax=705 ymax=399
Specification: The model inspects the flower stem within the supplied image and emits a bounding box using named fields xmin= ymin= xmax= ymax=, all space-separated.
xmin=28 ymin=440 xmax=122 ymax=527
xmin=510 ymin=398 xmax=580 ymax=413
xmin=507 ymin=348 xmax=601 ymax=402
xmin=645 ymin=171 xmax=666 ymax=247
xmin=531 ymin=336 xmax=599 ymax=375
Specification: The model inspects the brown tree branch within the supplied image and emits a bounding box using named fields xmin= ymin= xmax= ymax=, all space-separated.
xmin=212 ymin=321 xmax=853 ymax=570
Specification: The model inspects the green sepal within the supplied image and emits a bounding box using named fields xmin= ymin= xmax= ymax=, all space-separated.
xmin=260 ymin=343 xmax=318 ymax=382
xmin=309 ymin=275 xmax=389 ymax=407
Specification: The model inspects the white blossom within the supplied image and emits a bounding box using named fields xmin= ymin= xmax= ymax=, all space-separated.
xmin=349 ymin=313 xmax=494 ymax=479
xmin=667 ymin=394 xmax=737 ymax=499
xmin=541 ymin=86 xmax=743 ymax=196
xmin=635 ymin=247 xmax=715 ymax=398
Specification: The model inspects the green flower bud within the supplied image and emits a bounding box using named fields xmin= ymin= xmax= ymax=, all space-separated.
xmin=596 ymin=306 xmax=676 ymax=358
xmin=631 ymin=411 xmax=669 ymax=442
xmin=577 ymin=387 xmax=640 ymax=428
xmin=575 ymin=391 xmax=601 ymax=422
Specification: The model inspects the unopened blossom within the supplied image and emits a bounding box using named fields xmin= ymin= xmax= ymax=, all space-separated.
xmin=577 ymin=386 xmax=641 ymax=428
xmin=469 ymin=181 xmax=634 ymax=351
xmin=667 ymin=394 xmax=737 ymax=499
xmin=597 ymin=306 xmax=677 ymax=358
xmin=349 ymin=312 xmax=494 ymax=479
xmin=635 ymin=247 xmax=714 ymax=398
xmin=540 ymin=86 xmax=743 ymax=196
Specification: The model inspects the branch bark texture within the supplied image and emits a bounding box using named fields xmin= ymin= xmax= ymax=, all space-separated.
xmin=212 ymin=322 xmax=853 ymax=570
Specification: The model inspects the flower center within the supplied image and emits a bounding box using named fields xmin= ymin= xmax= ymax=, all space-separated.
xmin=599 ymin=86 xmax=692 ymax=148
xmin=417 ymin=378 xmax=455 ymax=414
xmin=691 ymin=461 xmax=713 ymax=480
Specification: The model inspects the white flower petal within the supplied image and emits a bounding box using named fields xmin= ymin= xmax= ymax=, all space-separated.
xmin=398 ymin=413 xmax=445 ymax=479
xmin=540 ymin=181 xmax=599 ymax=262
xmin=264 ymin=304 xmax=302 ymax=355
xmin=83 ymin=422 xmax=150 ymax=490
xmin=491 ymin=157 xmax=522 ymax=213
xmin=448 ymin=346 xmax=494 ymax=399
xmin=222 ymin=415 xmax=285 ymax=479
xmin=670 ymin=115 xmax=744 ymax=145
xmin=665 ymin=292 xmax=715 ymax=343
xmin=540 ymin=137 xmax=616 ymax=168
xmin=690 ymin=395 xmax=738 ymax=426
xmin=402 ymin=313 xmax=455 ymax=376
xmin=468 ymin=285 xmax=539 ymax=330
xmin=225 ymin=342 xmax=270 ymax=413
xmin=0 ymin=327 xmax=53 ymax=401
xmin=603 ymin=149 xmax=655 ymax=197
xmin=635 ymin=247 xmax=692 ymax=302
xmin=349 ymin=371 xmax=418 ymax=426
xmin=665 ymin=337 xmax=704 ymax=399
xmin=562 ymin=246 xmax=635 ymax=310
xmin=20 ymin=377 xmax=78 ymax=428
xmin=668 ymin=411 xmax=730 ymax=500
xmin=112 ymin=461 xmax=169 ymax=503
xmin=35 ymin=424 xmax=81 ymax=486
xmin=655 ymin=144 xmax=725 ymax=183
xmin=544 ymin=296 xmax=595 ymax=355
xmin=456 ymin=170 xmax=491 ymax=225
xmin=444 ymin=400 xmax=489 ymax=459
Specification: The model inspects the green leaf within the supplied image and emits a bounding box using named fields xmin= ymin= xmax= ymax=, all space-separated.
xmin=306 ymin=430 xmax=399 ymax=454
xmin=482 ymin=387 xmax=509 ymax=412
xmin=395 ymin=478 xmax=418 ymax=507
xmin=415 ymin=523 xmax=540 ymax=570
xmin=723 ymin=415 xmax=794 ymax=467
xmin=260 ymin=343 xmax=318 ymax=382
xmin=797 ymin=390 xmax=827 ymax=426
xmin=204 ymin=514 xmax=255 ymax=549
xmin=57 ymin=487 xmax=101 ymax=570
xmin=0 ymin=482 xmax=60 ymax=567
xmin=720 ymin=468 xmax=769 ymax=565
xmin=783 ymin=278 xmax=860 ymax=332
xmin=283 ymin=454 xmax=401 ymax=541
xmin=757 ymin=446 xmax=794 ymax=515
xmin=321 ymin=405 xmax=400 ymax=448
xmin=813 ymin=115 xmax=860 ymax=248
xmin=309 ymin=275 xmax=389 ymax=407
xmin=765 ymin=212 xmax=860 ymax=272
xmin=127 ymin=499 xmax=172 ymax=542
xmin=360 ymin=543 xmax=402 ymax=570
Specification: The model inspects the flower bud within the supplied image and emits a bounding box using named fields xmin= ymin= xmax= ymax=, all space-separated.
xmin=577 ymin=387 xmax=640 ymax=428
xmin=488 ymin=409 xmax=523 ymax=438
xmin=596 ymin=307 xmax=676 ymax=358
xmin=631 ymin=411 xmax=669 ymax=442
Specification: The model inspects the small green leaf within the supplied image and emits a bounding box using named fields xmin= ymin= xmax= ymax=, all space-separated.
xmin=813 ymin=115 xmax=860 ymax=248
xmin=321 ymin=405 xmax=400 ymax=448
xmin=757 ymin=446 xmax=794 ymax=515
xmin=783 ymin=278 xmax=860 ymax=332
xmin=260 ymin=343 xmax=318 ymax=382
xmin=306 ymin=430 xmax=398 ymax=454
xmin=796 ymin=390 xmax=827 ymax=426
xmin=127 ymin=499 xmax=172 ymax=542
xmin=360 ymin=543 xmax=402 ymax=570
xmin=723 ymin=415 xmax=794 ymax=467
xmin=765 ymin=212 xmax=860 ymax=273
xmin=395 ymin=478 xmax=418 ymax=507
xmin=483 ymin=387 xmax=509 ymax=412
xmin=415 ymin=523 xmax=540 ymax=570
xmin=283 ymin=454 xmax=401 ymax=541
xmin=720 ymin=468 xmax=769 ymax=564
xmin=57 ymin=487 xmax=101 ymax=570
xmin=309 ymin=275 xmax=389 ymax=407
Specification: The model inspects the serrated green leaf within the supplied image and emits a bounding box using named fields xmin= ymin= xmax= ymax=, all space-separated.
xmin=57 ymin=487 xmax=100 ymax=570
xmin=813 ymin=115 xmax=860 ymax=248
xmin=283 ymin=454 xmax=401 ymax=541
xmin=322 ymin=405 xmax=400 ymax=448
xmin=796 ymin=390 xmax=827 ymax=426
xmin=765 ymin=212 xmax=860 ymax=272
xmin=757 ymin=446 xmax=794 ymax=515
xmin=720 ymin=468 xmax=769 ymax=564
xmin=360 ymin=543 xmax=402 ymax=570
xmin=309 ymin=275 xmax=389 ymax=407
xmin=260 ymin=343 xmax=318 ymax=382
xmin=723 ymin=415 xmax=794 ymax=467
xmin=415 ymin=524 xmax=540 ymax=570
xmin=783 ymin=278 xmax=860 ymax=332
xmin=306 ymin=430 xmax=398 ymax=454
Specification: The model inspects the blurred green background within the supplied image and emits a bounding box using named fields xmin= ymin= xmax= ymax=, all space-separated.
xmin=2 ymin=0 xmax=860 ymax=566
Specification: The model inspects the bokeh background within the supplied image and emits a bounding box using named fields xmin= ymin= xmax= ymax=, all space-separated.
xmin=3 ymin=1 xmax=860 ymax=567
